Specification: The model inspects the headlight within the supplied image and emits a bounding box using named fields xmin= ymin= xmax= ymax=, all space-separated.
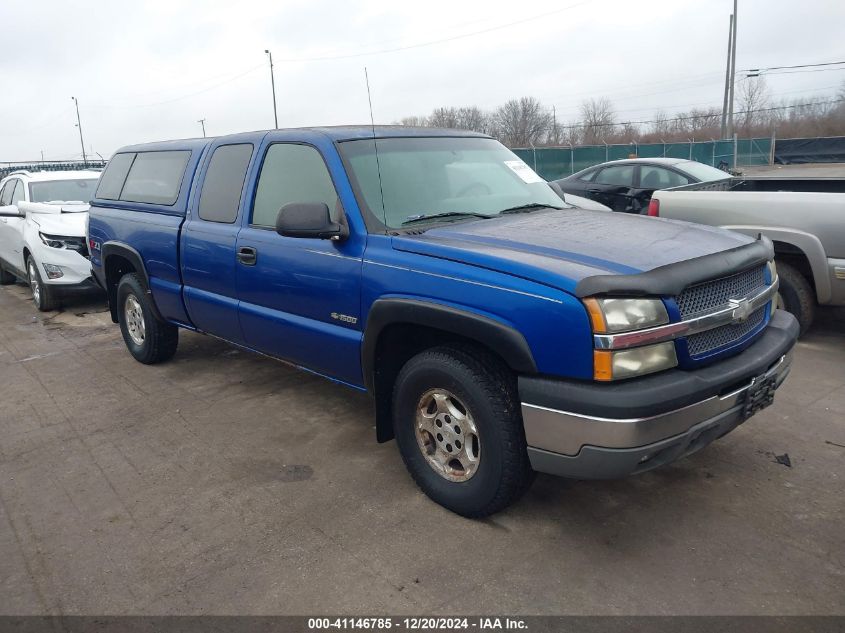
xmin=594 ymin=342 xmax=678 ymax=381
xmin=583 ymin=297 xmax=669 ymax=333
xmin=39 ymin=232 xmax=86 ymax=251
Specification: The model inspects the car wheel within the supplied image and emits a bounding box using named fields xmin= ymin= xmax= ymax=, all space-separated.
xmin=392 ymin=345 xmax=534 ymax=518
xmin=775 ymin=261 xmax=816 ymax=336
xmin=27 ymin=256 xmax=59 ymax=311
xmin=116 ymin=273 xmax=178 ymax=364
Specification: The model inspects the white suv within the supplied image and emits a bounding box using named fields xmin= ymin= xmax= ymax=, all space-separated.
xmin=0 ymin=170 xmax=101 ymax=310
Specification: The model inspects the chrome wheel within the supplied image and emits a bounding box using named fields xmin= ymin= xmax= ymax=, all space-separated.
xmin=415 ymin=389 xmax=480 ymax=482
xmin=28 ymin=260 xmax=41 ymax=306
xmin=124 ymin=294 xmax=146 ymax=346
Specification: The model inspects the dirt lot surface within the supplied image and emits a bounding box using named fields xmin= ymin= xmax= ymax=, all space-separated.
xmin=0 ymin=283 xmax=843 ymax=615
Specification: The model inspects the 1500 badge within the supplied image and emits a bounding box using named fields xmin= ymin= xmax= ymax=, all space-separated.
xmin=331 ymin=312 xmax=358 ymax=324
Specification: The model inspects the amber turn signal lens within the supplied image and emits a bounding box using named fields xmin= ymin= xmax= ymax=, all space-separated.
xmin=593 ymin=350 xmax=613 ymax=381
xmin=583 ymin=298 xmax=607 ymax=333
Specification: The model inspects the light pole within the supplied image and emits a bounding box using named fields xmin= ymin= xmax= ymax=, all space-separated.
xmin=198 ymin=118 xmax=207 ymax=137
xmin=71 ymin=96 xmax=88 ymax=167
xmin=727 ymin=0 xmax=738 ymax=138
xmin=265 ymin=49 xmax=278 ymax=129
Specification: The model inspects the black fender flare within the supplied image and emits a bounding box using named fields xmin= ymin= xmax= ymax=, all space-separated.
xmin=100 ymin=241 xmax=163 ymax=322
xmin=361 ymin=298 xmax=537 ymax=393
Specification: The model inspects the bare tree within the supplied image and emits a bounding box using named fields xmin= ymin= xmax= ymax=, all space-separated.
xmin=428 ymin=107 xmax=460 ymax=128
xmin=737 ymin=77 xmax=770 ymax=134
xmin=394 ymin=80 xmax=845 ymax=148
xmin=580 ymin=98 xmax=615 ymax=144
xmin=398 ymin=115 xmax=428 ymax=127
xmin=493 ymin=97 xmax=551 ymax=147
xmin=455 ymin=106 xmax=491 ymax=134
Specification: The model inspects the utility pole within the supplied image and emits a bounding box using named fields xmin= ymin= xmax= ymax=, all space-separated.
xmin=720 ymin=13 xmax=733 ymax=138
xmin=71 ymin=96 xmax=88 ymax=167
xmin=265 ymin=49 xmax=278 ymax=129
xmin=198 ymin=118 xmax=207 ymax=137
xmin=727 ymin=0 xmax=738 ymax=138
xmin=552 ymin=105 xmax=558 ymax=145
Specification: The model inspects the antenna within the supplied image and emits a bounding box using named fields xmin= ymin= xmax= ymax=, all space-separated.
xmin=364 ymin=67 xmax=387 ymax=224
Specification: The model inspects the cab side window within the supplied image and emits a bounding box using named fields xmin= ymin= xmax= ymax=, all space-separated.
xmin=251 ymin=144 xmax=341 ymax=228
xmin=10 ymin=179 xmax=25 ymax=205
xmin=198 ymin=144 xmax=253 ymax=223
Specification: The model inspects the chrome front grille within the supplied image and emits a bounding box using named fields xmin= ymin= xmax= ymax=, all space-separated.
xmin=676 ymin=265 xmax=766 ymax=319
xmin=676 ymin=265 xmax=768 ymax=357
xmin=686 ymin=306 xmax=766 ymax=356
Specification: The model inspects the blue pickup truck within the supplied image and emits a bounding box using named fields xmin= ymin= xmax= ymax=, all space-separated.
xmin=88 ymin=127 xmax=798 ymax=517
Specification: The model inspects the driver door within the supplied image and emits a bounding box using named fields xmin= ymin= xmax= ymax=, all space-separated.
xmin=235 ymin=141 xmax=365 ymax=385
xmin=0 ymin=178 xmax=26 ymax=273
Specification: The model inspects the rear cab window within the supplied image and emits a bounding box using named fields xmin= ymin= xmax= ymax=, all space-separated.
xmin=96 ymin=150 xmax=191 ymax=207
xmin=96 ymin=153 xmax=136 ymax=200
xmin=120 ymin=151 xmax=191 ymax=206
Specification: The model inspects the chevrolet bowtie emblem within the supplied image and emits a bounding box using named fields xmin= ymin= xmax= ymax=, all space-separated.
xmin=728 ymin=298 xmax=753 ymax=323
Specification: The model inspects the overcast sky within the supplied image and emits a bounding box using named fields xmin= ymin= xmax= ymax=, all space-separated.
xmin=1 ymin=0 xmax=843 ymax=160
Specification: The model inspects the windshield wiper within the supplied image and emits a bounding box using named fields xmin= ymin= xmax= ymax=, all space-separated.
xmin=498 ymin=203 xmax=566 ymax=215
xmin=401 ymin=211 xmax=495 ymax=226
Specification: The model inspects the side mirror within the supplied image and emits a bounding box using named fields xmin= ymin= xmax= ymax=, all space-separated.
xmin=276 ymin=202 xmax=348 ymax=241
xmin=0 ymin=205 xmax=23 ymax=218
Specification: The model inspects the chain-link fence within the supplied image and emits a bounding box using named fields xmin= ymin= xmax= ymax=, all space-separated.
xmin=513 ymin=138 xmax=773 ymax=181
xmin=0 ymin=160 xmax=107 ymax=179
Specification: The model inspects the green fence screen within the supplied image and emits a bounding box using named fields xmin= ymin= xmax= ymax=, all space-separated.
xmin=513 ymin=138 xmax=772 ymax=181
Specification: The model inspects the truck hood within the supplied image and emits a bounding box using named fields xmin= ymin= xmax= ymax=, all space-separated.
xmin=28 ymin=210 xmax=88 ymax=237
xmin=392 ymin=209 xmax=753 ymax=295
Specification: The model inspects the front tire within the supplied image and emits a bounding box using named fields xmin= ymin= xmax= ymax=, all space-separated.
xmin=392 ymin=346 xmax=534 ymax=518
xmin=775 ymin=261 xmax=816 ymax=336
xmin=27 ymin=256 xmax=59 ymax=311
xmin=117 ymin=273 xmax=179 ymax=364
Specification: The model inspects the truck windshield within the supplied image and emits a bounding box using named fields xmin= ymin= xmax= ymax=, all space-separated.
xmin=29 ymin=179 xmax=99 ymax=203
xmin=339 ymin=137 xmax=565 ymax=229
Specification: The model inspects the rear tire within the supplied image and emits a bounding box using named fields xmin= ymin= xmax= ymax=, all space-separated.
xmin=392 ymin=345 xmax=534 ymax=518
xmin=27 ymin=256 xmax=60 ymax=311
xmin=775 ymin=260 xmax=816 ymax=336
xmin=116 ymin=273 xmax=178 ymax=364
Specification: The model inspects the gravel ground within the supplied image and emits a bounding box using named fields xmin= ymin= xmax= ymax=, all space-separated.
xmin=0 ymin=282 xmax=843 ymax=615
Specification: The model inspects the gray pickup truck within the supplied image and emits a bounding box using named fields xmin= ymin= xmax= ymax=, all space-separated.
xmin=649 ymin=180 xmax=845 ymax=333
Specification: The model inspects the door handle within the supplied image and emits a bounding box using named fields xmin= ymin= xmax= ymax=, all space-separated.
xmin=587 ymin=189 xmax=601 ymax=195
xmin=237 ymin=246 xmax=257 ymax=266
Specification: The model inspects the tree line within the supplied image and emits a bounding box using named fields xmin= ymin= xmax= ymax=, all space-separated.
xmin=396 ymin=78 xmax=845 ymax=147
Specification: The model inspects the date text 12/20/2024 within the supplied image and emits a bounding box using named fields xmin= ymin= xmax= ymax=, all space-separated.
xmin=307 ymin=617 xmax=528 ymax=630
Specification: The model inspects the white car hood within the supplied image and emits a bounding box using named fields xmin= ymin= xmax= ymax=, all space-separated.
xmin=29 ymin=210 xmax=89 ymax=237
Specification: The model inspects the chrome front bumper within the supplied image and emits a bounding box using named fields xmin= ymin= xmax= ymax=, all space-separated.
xmin=522 ymin=351 xmax=793 ymax=479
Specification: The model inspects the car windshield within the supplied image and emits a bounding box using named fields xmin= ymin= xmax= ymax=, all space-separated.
xmin=339 ymin=137 xmax=565 ymax=229
xmin=28 ymin=179 xmax=99 ymax=203
xmin=680 ymin=161 xmax=732 ymax=182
